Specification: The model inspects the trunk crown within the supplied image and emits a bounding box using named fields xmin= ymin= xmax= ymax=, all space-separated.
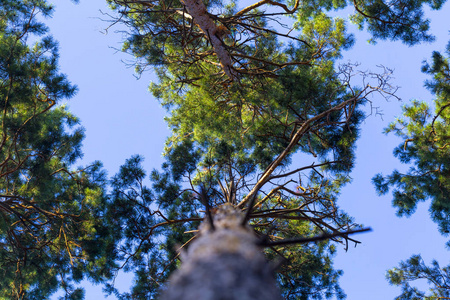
xmin=160 ymin=203 xmax=282 ymax=300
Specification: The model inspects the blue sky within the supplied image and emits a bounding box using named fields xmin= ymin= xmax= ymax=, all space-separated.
xmin=46 ymin=0 xmax=449 ymax=298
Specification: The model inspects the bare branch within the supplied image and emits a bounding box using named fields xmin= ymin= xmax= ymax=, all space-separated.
xmin=258 ymin=227 xmax=372 ymax=247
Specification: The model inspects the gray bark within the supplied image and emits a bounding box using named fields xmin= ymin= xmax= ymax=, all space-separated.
xmin=180 ymin=0 xmax=237 ymax=79
xmin=160 ymin=204 xmax=282 ymax=300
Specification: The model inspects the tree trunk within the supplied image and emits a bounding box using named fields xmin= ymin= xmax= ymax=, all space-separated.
xmin=160 ymin=203 xmax=282 ymax=300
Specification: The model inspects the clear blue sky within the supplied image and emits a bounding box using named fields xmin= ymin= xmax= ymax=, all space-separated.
xmin=47 ymin=0 xmax=449 ymax=299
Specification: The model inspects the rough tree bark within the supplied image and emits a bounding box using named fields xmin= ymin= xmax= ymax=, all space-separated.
xmin=160 ymin=203 xmax=282 ymax=300
xmin=180 ymin=0 xmax=237 ymax=79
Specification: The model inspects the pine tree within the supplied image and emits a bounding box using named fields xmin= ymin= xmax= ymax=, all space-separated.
xmin=103 ymin=0 xmax=442 ymax=298
xmin=374 ymin=42 xmax=450 ymax=299
xmin=0 ymin=1 xmax=117 ymax=298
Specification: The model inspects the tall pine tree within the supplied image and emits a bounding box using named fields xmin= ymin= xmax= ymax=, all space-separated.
xmin=374 ymin=41 xmax=450 ymax=299
xmin=0 ymin=1 xmax=117 ymax=298
xmin=103 ymin=0 xmax=444 ymax=298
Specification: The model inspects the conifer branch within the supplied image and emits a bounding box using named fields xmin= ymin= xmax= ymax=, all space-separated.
xmin=258 ymin=227 xmax=372 ymax=247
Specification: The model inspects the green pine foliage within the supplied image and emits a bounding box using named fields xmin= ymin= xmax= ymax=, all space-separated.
xmin=0 ymin=1 xmax=116 ymax=299
xmin=103 ymin=0 xmax=422 ymax=298
xmin=387 ymin=255 xmax=450 ymax=299
xmin=373 ymin=42 xmax=450 ymax=299
xmin=1 ymin=0 xmax=447 ymax=298
xmin=349 ymin=0 xmax=446 ymax=45
xmin=373 ymin=42 xmax=450 ymax=236
xmin=106 ymin=155 xmax=202 ymax=299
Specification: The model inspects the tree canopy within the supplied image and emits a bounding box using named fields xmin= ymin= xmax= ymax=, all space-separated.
xmin=374 ymin=41 xmax=450 ymax=299
xmin=0 ymin=1 xmax=116 ymax=298
xmin=374 ymin=41 xmax=450 ymax=236
xmin=1 ymin=0 xmax=449 ymax=299
xmin=102 ymin=0 xmax=443 ymax=298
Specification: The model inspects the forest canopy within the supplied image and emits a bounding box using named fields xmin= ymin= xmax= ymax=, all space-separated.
xmin=0 ymin=0 xmax=448 ymax=299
